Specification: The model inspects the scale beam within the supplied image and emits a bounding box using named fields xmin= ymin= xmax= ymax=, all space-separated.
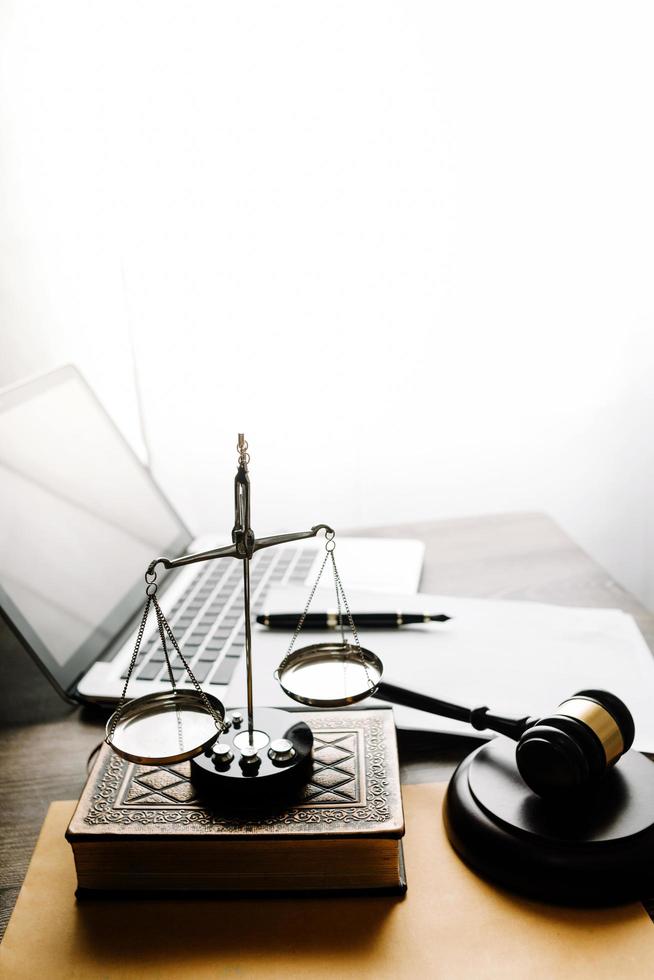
xmin=146 ymin=525 xmax=333 ymax=575
xmin=253 ymin=526 xmax=334 ymax=553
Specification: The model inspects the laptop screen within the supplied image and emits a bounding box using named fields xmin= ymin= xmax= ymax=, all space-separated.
xmin=0 ymin=366 xmax=190 ymax=693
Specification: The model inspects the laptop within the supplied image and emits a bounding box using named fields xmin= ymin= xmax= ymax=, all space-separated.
xmin=0 ymin=365 xmax=424 ymax=707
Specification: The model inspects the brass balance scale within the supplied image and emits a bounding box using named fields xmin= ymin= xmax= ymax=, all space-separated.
xmin=106 ymin=434 xmax=383 ymax=802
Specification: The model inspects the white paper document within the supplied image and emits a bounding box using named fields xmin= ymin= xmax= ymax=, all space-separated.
xmin=230 ymin=588 xmax=654 ymax=752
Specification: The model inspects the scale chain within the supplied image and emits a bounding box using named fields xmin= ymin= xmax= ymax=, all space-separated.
xmin=331 ymin=549 xmax=347 ymax=647
xmin=107 ymin=571 xmax=226 ymax=747
xmin=276 ymin=550 xmax=330 ymax=676
xmin=276 ymin=531 xmax=375 ymax=691
xmin=154 ymin=598 xmax=177 ymax=691
xmin=153 ymin=598 xmax=185 ymax=753
xmin=153 ymin=595 xmax=226 ymax=733
xmin=106 ymin=595 xmax=152 ymax=744
xmin=330 ymin=552 xmax=375 ymax=690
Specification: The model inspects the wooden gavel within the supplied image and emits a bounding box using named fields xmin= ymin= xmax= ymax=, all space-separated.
xmin=374 ymin=683 xmax=634 ymax=798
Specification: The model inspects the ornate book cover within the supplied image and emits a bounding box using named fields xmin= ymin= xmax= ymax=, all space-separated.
xmin=68 ymin=708 xmax=403 ymax=840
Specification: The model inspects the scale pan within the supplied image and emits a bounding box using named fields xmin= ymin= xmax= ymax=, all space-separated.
xmin=106 ymin=689 xmax=225 ymax=765
xmin=275 ymin=643 xmax=383 ymax=708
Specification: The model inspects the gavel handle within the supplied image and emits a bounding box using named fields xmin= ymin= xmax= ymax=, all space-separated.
xmin=373 ymin=680 xmax=534 ymax=741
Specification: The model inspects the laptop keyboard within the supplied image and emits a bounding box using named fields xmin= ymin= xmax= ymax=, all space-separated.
xmin=121 ymin=545 xmax=317 ymax=687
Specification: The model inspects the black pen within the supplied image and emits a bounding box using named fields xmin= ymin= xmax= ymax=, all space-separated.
xmin=256 ymin=612 xmax=451 ymax=629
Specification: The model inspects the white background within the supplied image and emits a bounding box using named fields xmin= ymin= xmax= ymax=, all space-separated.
xmin=2 ymin=2 xmax=653 ymax=605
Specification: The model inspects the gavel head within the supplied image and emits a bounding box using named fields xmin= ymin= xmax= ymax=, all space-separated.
xmin=515 ymin=690 xmax=635 ymax=798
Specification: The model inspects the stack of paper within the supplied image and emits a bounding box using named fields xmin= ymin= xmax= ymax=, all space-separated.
xmin=245 ymin=589 xmax=654 ymax=751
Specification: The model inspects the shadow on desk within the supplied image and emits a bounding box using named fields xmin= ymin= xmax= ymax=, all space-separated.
xmin=75 ymin=890 xmax=397 ymax=967
xmin=0 ymin=620 xmax=75 ymax=726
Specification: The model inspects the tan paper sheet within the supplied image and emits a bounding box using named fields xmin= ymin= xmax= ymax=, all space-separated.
xmin=1 ymin=783 xmax=652 ymax=979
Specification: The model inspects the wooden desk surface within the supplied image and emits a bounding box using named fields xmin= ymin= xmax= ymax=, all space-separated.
xmin=2 ymin=511 xmax=653 ymax=937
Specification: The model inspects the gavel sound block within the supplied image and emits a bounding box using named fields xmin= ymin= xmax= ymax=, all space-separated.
xmin=374 ymin=683 xmax=654 ymax=905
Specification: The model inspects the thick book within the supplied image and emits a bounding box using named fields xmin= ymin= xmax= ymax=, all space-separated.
xmin=66 ymin=708 xmax=406 ymax=895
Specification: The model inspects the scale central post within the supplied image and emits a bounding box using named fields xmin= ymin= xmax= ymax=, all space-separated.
xmin=230 ymin=434 xmax=333 ymax=748
xmin=232 ymin=433 xmax=256 ymax=744
xmin=242 ymin=556 xmax=254 ymax=743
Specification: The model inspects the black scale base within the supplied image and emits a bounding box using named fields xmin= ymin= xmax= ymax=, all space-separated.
xmin=191 ymin=707 xmax=313 ymax=806
xmin=444 ymin=738 xmax=654 ymax=905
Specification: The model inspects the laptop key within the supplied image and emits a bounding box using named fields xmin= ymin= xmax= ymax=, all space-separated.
xmin=210 ymin=659 xmax=237 ymax=684
xmin=136 ymin=662 xmax=161 ymax=681
xmin=190 ymin=660 xmax=212 ymax=683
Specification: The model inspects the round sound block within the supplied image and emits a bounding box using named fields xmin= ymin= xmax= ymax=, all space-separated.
xmin=444 ymin=738 xmax=654 ymax=905
xmin=191 ymin=707 xmax=313 ymax=806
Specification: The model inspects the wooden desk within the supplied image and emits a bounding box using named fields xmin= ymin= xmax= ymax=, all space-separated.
xmin=2 ymin=512 xmax=653 ymax=937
